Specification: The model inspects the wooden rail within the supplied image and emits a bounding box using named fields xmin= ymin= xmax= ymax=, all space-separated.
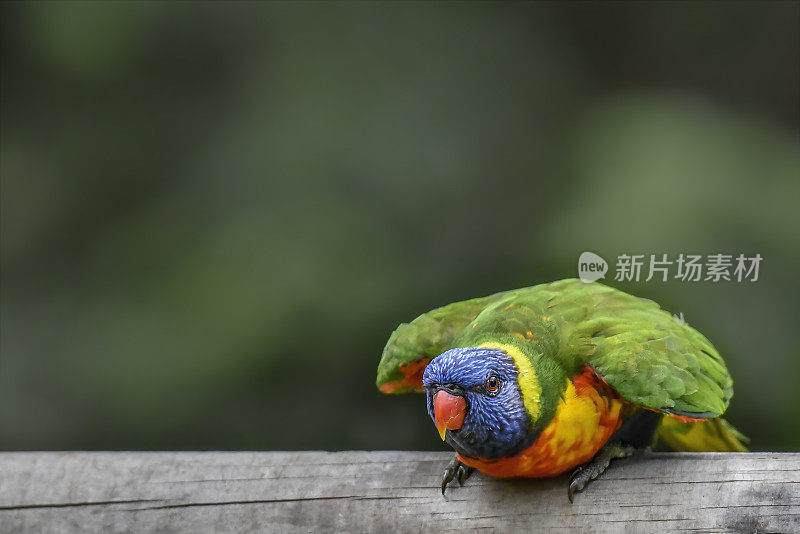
xmin=0 ymin=452 xmax=797 ymax=532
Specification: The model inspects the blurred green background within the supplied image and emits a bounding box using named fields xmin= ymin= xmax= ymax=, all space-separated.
xmin=1 ymin=1 xmax=798 ymax=452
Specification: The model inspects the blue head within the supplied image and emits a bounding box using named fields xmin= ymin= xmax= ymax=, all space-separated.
xmin=422 ymin=347 xmax=534 ymax=459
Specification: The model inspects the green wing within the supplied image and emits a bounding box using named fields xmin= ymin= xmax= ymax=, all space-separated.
xmin=575 ymin=293 xmax=734 ymax=418
xmin=376 ymin=293 xmax=503 ymax=393
xmin=457 ymin=279 xmax=733 ymax=418
xmin=463 ymin=279 xmax=733 ymax=418
xmin=377 ymin=279 xmax=734 ymax=420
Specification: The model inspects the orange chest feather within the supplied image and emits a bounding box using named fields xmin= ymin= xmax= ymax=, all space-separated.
xmin=458 ymin=368 xmax=625 ymax=478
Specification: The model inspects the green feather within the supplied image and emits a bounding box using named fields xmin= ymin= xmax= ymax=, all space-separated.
xmin=376 ymin=294 xmax=501 ymax=392
xmin=377 ymin=279 xmax=735 ymax=420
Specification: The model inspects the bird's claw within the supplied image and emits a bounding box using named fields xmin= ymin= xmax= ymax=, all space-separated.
xmin=441 ymin=456 xmax=474 ymax=495
xmin=567 ymin=467 xmax=588 ymax=504
xmin=567 ymin=442 xmax=634 ymax=503
xmin=457 ymin=464 xmax=471 ymax=485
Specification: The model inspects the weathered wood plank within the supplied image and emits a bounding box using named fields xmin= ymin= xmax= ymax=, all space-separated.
xmin=0 ymin=452 xmax=797 ymax=533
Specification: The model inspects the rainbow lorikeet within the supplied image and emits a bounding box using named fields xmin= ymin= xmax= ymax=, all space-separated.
xmin=376 ymin=279 xmax=747 ymax=501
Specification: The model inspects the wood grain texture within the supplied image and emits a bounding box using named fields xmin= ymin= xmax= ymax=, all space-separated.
xmin=0 ymin=452 xmax=797 ymax=533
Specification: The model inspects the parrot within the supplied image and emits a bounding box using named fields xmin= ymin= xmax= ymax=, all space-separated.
xmin=375 ymin=279 xmax=747 ymax=501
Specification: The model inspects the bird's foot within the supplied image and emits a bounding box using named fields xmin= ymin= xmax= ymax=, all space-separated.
xmin=441 ymin=456 xmax=474 ymax=496
xmin=568 ymin=442 xmax=635 ymax=503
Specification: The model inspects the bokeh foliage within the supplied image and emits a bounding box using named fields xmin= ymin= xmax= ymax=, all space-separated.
xmin=1 ymin=1 xmax=798 ymax=451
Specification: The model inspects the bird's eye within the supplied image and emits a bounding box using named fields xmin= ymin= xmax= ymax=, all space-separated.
xmin=486 ymin=374 xmax=500 ymax=394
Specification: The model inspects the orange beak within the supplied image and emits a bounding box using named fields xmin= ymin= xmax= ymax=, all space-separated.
xmin=433 ymin=390 xmax=466 ymax=441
